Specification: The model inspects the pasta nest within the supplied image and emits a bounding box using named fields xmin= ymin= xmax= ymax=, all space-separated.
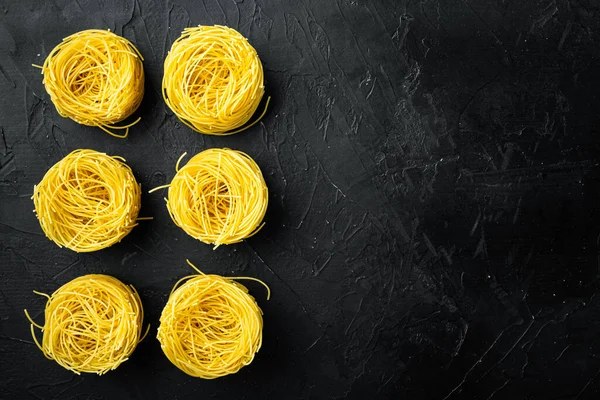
xmin=153 ymin=148 xmax=268 ymax=248
xmin=25 ymin=274 xmax=147 ymax=375
xmin=39 ymin=29 xmax=144 ymax=138
xmin=162 ymin=25 xmax=267 ymax=135
xmin=157 ymin=261 xmax=268 ymax=378
xmin=32 ymin=149 xmax=142 ymax=252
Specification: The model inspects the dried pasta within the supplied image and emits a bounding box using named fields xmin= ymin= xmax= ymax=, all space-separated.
xmin=24 ymin=274 xmax=148 ymax=375
xmin=157 ymin=260 xmax=269 ymax=378
xmin=37 ymin=29 xmax=144 ymax=138
xmin=150 ymin=148 xmax=268 ymax=248
xmin=32 ymin=149 xmax=144 ymax=252
xmin=162 ymin=25 xmax=269 ymax=135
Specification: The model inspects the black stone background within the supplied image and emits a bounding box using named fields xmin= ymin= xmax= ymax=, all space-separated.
xmin=1 ymin=0 xmax=600 ymax=399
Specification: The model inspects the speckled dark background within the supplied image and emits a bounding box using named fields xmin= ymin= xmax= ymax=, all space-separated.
xmin=1 ymin=0 xmax=600 ymax=399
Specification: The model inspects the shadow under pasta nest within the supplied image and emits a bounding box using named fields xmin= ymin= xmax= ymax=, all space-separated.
xmin=249 ymin=178 xmax=284 ymax=245
xmin=218 ymin=301 xmax=296 ymax=387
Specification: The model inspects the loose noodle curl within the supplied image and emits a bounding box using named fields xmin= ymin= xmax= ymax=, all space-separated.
xmin=150 ymin=148 xmax=268 ymax=248
xmin=162 ymin=25 xmax=269 ymax=135
xmin=157 ymin=260 xmax=269 ymax=378
xmin=33 ymin=149 xmax=142 ymax=252
xmin=38 ymin=29 xmax=144 ymax=138
xmin=24 ymin=274 xmax=148 ymax=375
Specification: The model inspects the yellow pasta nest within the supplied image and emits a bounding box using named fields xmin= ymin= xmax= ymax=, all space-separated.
xmin=157 ymin=260 xmax=269 ymax=378
xmin=38 ymin=29 xmax=144 ymax=138
xmin=33 ymin=149 xmax=142 ymax=252
xmin=162 ymin=25 xmax=268 ymax=135
xmin=150 ymin=148 xmax=268 ymax=248
xmin=24 ymin=274 xmax=148 ymax=375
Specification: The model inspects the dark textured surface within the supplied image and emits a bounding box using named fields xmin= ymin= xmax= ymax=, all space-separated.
xmin=1 ymin=0 xmax=600 ymax=399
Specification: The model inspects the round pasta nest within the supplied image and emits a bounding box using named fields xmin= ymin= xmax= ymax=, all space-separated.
xmin=25 ymin=274 xmax=148 ymax=375
xmin=38 ymin=29 xmax=144 ymax=138
xmin=162 ymin=25 xmax=268 ymax=135
xmin=157 ymin=260 xmax=269 ymax=378
xmin=151 ymin=148 xmax=268 ymax=248
xmin=32 ymin=149 xmax=142 ymax=252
